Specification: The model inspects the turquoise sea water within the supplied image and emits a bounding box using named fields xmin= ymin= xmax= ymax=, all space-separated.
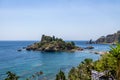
xmin=0 ymin=41 xmax=110 ymax=80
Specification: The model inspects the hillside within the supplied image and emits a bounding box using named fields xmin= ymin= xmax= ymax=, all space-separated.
xmin=96 ymin=31 xmax=120 ymax=44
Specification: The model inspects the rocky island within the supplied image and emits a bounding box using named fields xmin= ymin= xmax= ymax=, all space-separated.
xmin=26 ymin=35 xmax=83 ymax=52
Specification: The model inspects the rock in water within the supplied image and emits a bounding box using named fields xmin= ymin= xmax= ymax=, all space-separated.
xmin=84 ymin=46 xmax=94 ymax=49
xmin=87 ymin=39 xmax=95 ymax=44
xmin=17 ymin=49 xmax=22 ymax=52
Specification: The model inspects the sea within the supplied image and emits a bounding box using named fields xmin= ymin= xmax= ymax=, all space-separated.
xmin=0 ymin=41 xmax=111 ymax=80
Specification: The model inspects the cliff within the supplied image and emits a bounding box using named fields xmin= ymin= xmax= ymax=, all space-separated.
xmin=96 ymin=31 xmax=120 ymax=44
xmin=26 ymin=35 xmax=83 ymax=52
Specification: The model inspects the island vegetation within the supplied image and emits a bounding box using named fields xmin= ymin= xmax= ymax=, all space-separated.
xmin=26 ymin=35 xmax=83 ymax=52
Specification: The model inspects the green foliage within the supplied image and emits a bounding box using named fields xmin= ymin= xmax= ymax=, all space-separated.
xmin=94 ymin=54 xmax=116 ymax=72
xmin=68 ymin=58 xmax=93 ymax=80
xmin=55 ymin=70 xmax=66 ymax=80
xmin=94 ymin=43 xmax=120 ymax=79
xmin=5 ymin=71 xmax=19 ymax=80
xmin=66 ymin=42 xmax=75 ymax=50
xmin=52 ymin=36 xmax=55 ymax=41
xmin=110 ymin=43 xmax=120 ymax=60
xmin=66 ymin=44 xmax=120 ymax=80
xmin=109 ymin=43 xmax=120 ymax=80
xmin=4 ymin=71 xmax=43 ymax=80
xmin=41 ymin=35 xmax=53 ymax=43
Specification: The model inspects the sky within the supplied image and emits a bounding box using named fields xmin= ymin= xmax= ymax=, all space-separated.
xmin=0 ymin=0 xmax=120 ymax=41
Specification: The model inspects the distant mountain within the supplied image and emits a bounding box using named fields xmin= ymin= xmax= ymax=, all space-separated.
xmin=96 ymin=31 xmax=120 ymax=44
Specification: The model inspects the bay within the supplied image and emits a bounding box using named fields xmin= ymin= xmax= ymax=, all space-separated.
xmin=0 ymin=41 xmax=110 ymax=80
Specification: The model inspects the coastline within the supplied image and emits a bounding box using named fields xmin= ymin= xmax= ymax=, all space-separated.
xmin=96 ymin=43 xmax=116 ymax=45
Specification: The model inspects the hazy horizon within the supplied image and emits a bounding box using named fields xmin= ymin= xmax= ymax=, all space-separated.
xmin=0 ymin=0 xmax=120 ymax=41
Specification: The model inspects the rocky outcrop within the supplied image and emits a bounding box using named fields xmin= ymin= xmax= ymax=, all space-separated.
xmin=86 ymin=39 xmax=95 ymax=44
xmin=96 ymin=31 xmax=120 ymax=44
xmin=17 ymin=49 xmax=22 ymax=52
xmin=26 ymin=35 xmax=83 ymax=52
xmin=84 ymin=46 xmax=94 ymax=49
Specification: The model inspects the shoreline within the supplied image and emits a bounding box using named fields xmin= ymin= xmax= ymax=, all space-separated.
xmin=96 ymin=43 xmax=116 ymax=45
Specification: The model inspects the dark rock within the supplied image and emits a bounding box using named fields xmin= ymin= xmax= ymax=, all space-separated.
xmin=84 ymin=46 xmax=94 ymax=49
xmin=76 ymin=47 xmax=84 ymax=51
xmin=22 ymin=47 xmax=26 ymax=49
xmin=17 ymin=49 xmax=22 ymax=52
xmin=39 ymin=71 xmax=43 ymax=75
xmin=87 ymin=39 xmax=95 ymax=44
xmin=96 ymin=36 xmax=105 ymax=44
xmin=35 ymin=71 xmax=43 ymax=75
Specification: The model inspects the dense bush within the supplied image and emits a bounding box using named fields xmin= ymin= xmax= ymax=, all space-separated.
xmin=55 ymin=70 xmax=66 ymax=80
xmin=56 ymin=43 xmax=120 ymax=80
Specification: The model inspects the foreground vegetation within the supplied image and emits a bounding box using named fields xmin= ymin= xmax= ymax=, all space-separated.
xmin=5 ymin=43 xmax=120 ymax=80
xmin=56 ymin=43 xmax=120 ymax=80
